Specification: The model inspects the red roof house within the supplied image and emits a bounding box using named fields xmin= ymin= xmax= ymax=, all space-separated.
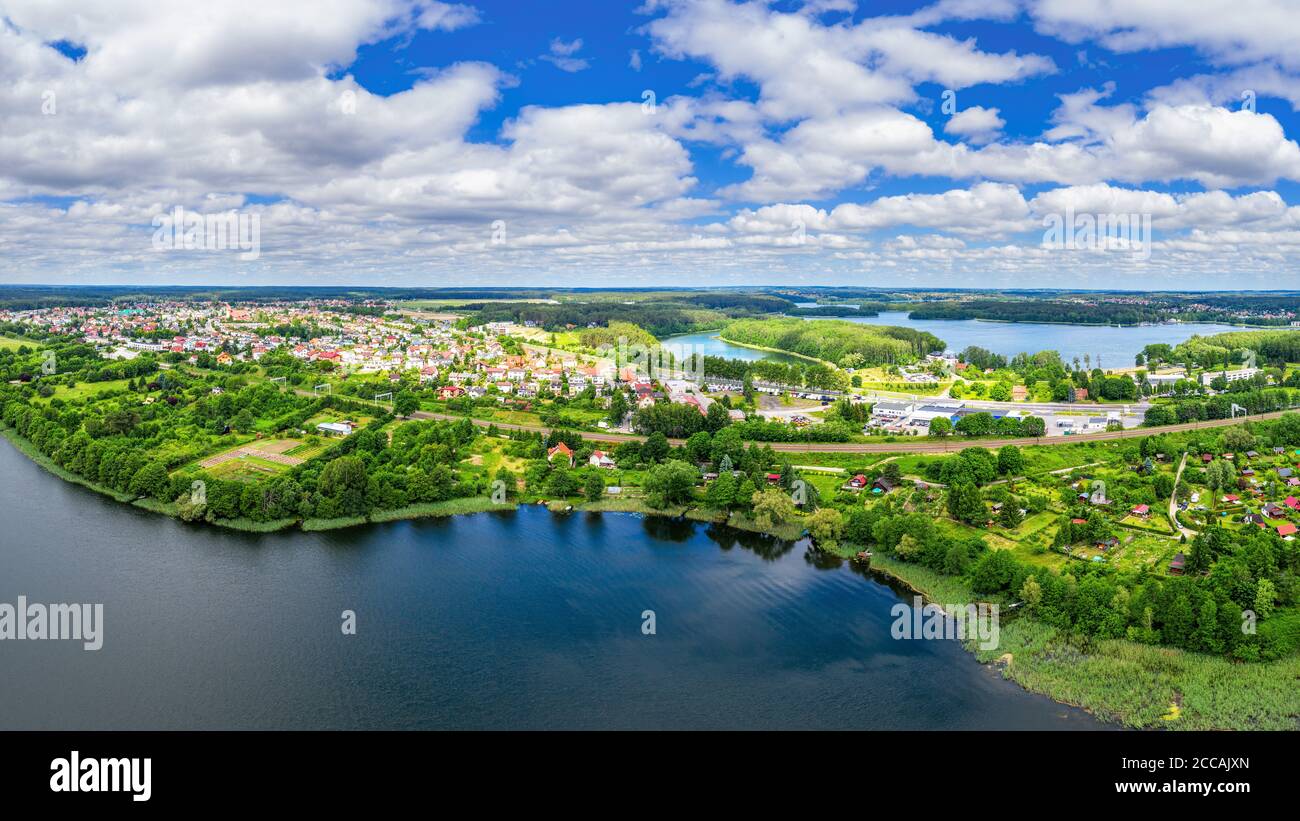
xmin=547 ymin=442 xmax=575 ymax=467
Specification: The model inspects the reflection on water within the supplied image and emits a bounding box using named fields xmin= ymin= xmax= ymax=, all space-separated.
xmin=664 ymin=311 xmax=1265 ymax=369
xmin=0 ymin=438 xmax=1106 ymax=730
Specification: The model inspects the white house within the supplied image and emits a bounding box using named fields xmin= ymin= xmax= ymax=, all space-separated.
xmin=1202 ymin=367 xmax=1261 ymax=387
xmin=871 ymin=400 xmax=914 ymax=421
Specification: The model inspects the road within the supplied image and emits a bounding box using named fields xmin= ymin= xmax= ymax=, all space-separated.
xmin=295 ymin=386 xmax=1286 ymax=454
xmin=1169 ymin=452 xmax=1198 ymax=540
xmin=393 ymin=407 xmax=1295 ymax=454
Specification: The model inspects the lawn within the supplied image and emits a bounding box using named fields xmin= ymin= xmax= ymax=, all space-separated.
xmin=1119 ymin=513 xmax=1175 ymax=534
xmin=473 ymin=408 xmax=546 ymax=427
xmin=35 ymin=377 xmax=137 ymax=402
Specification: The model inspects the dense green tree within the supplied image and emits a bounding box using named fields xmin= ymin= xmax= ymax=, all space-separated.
xmin=641 ymin=431 xmax=670 ymax=464
xmin=128 ymin=461 xmax=170 ymax=500
xmin=997 ymin=445 xmax=1023 ymax=476
xmin=644 ymin=460 xmax=699 ymax=508
xmin=546 ymin=468 xmax=579 ymax=498
xmin=751 ymin=487 xmax=795 ymax=529
xmin=394 ymin=390 xmax=419 ymax=417
xmin=584 ymin=470 xmax=605 ymax=502
xmin=806 ymin=508 xmax=844 ymax=549
xmin=318 ymin=455 xmax=369 ymax=516
xmin=947 ymin=481 xmax=986 ymax=525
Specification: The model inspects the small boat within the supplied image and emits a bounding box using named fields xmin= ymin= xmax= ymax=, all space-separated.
xmin=853 ymin=550 xmax=873 ymax=563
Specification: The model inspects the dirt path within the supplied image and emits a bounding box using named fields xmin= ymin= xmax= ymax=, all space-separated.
xmin=1169 ymin=452 xmax=1198 ymax=541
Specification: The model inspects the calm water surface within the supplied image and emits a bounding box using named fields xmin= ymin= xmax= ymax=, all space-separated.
xmin=665 ymin=311 xmax=1263 ymax=369
xmin=0 ymin=439 xmax=1104 ymax=729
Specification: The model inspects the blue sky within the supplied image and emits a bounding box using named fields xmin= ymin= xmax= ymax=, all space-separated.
xmin=3 ymin=0 xmax=1300 ymax=289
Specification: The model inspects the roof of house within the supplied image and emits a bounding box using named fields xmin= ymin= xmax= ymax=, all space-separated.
xmin=547 ymin=442 xmax=574 ymax=459
xmin=1280 ymin=523 xmax=1298 ymax=536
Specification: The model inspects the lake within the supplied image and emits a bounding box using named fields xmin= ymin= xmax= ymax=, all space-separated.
xmin=0 ymin=438 xmax=1103 ymax=730
xmin=665 ymin=311 xmax=1259 ymax=369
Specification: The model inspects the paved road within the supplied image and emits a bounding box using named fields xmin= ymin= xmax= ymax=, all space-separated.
xmin=296 ymin=386 xmax=1282 ymax=453
xmin=397 ymin=407 xmax=1295 ymax=454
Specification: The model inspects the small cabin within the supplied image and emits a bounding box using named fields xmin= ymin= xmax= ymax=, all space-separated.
xmin=1169 ymin=553 xmax=1186 ymax=575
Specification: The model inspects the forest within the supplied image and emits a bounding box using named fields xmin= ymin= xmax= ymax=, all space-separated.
xmin=719 ymin=318 xmax=943 ymax=367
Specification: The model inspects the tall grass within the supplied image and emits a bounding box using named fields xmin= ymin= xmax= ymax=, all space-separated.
xmin=874 ymin=551 xmax=1300 ymax=729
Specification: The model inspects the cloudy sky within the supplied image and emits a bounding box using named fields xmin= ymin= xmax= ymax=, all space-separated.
xmin=3 ymin=0 xmax=1300 ymax=289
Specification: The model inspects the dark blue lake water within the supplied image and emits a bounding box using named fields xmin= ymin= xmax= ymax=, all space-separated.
xmin=0 ymin=438 xmax=1103 ymax=729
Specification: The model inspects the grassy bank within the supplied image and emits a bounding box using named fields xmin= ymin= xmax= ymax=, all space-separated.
xmin=213 ymin=517 xmax=299 ymax=533
xmin=300 ymin=515 xmax=369 ymax=531
xmin=368 ymin=497 xmax=516 ymax=522
xmin=870 ymin=553 xmax=1300 ymax=729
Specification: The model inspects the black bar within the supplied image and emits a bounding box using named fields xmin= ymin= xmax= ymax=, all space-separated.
xmin=0 ymin=730 xmax=1285 ymax=808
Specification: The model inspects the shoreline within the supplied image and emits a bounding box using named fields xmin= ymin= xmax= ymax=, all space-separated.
xmin=712 ymin=332 xmax=841 ymax=367
xmin=660 ymin=329 xmax=818 ymax=364
xmin=897 ymin=314 xmax=1292 ymax=330
xmin=6 ymin=422 xmax=1300 ymax=730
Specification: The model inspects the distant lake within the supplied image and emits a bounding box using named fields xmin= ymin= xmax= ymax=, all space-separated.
xmin=665 ymin=310 xmax=1266 ymax=369
xmin=660 ymin=331 xmax=805 ymax=364
xmin=0 ymin=438 xmax=1102 ymax=730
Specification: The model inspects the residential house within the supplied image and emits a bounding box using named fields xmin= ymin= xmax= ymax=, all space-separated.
xmin=547 ymin=442 xmax=575 ymax=468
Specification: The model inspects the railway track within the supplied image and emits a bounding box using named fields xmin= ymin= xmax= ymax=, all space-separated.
xmin=401 ymin=408 xmax=1293 ymax=454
